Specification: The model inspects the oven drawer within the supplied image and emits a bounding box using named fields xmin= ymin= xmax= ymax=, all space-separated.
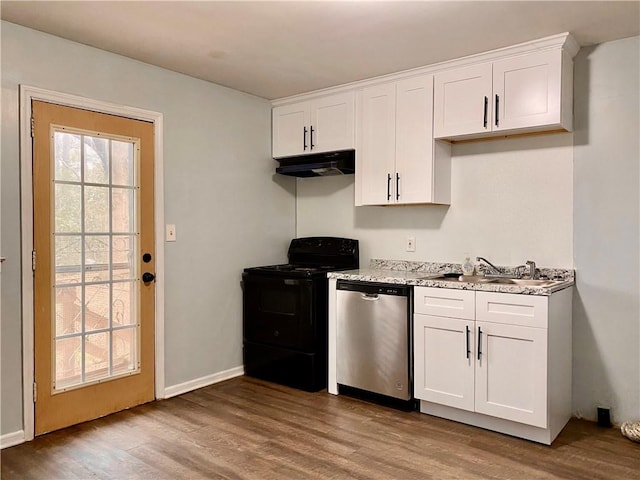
xmin=243 ymin=341 xmax=326 ymax=391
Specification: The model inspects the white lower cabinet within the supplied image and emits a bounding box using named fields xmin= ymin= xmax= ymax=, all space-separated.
xmin=413 ymin=286 xmax=572 ymax=444
xmin=414 ymin=315 xmax=475 ymax=411
xmin=474 ymin=321 xmax=548 ymax=428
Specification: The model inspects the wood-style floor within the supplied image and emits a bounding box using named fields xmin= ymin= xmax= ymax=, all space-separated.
xmin=2 ymin=376 xmax=638 ymax=479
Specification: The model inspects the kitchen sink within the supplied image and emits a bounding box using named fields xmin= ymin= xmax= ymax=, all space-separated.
xmin=485 ymin=278 xmax=560 ymax=287
xmin=422 ymin=275 xmax=565 ymax=288
xmin=424 ymin=275 xmax=494 ymax=283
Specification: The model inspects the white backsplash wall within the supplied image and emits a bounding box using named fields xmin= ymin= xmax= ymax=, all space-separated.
xmin=297 ymin=132 xmax=574 ymax=269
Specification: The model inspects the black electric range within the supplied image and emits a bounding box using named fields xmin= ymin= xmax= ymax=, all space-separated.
xmin=242 ymin=237 xmax=359 ymax=391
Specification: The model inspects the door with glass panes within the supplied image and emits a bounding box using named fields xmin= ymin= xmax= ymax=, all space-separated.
xmin=32 ymin=100 xmax=155 ymax=435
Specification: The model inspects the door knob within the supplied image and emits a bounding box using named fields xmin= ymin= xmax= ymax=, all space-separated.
xmin=142 ymin=272 xmax=155 ymax=283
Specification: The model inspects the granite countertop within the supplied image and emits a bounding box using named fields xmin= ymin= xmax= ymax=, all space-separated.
xmin=328 ymin=260 xmax=574 ymax=296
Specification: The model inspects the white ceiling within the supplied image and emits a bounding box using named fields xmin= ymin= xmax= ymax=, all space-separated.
xmin=2 ymin=1 xmax=639 ymax=100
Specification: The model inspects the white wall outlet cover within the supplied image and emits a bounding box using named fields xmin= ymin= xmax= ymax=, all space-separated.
xmin=166 ymin=224 xmax=176 ymax=242
xmin=406 ymin=236 xmax=416 ymax=252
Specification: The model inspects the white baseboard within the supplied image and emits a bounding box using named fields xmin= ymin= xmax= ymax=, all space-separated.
xmin=1 ymin=430 xmax=26 ymax=449
xmin=162 ymin=366 xmax=244 ymax=399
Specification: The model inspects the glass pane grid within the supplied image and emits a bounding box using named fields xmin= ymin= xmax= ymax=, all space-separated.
xmin=52 ymin=129 xmax=140 ymax=393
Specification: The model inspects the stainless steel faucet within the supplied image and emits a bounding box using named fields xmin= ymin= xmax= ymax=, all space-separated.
xmin=476 ymin=257 xmax=511 ymax=278
xmin=525 ymin=260 xmax=537 ymax=279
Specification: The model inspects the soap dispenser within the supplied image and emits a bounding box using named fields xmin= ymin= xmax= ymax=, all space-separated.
xmin=462 ymin=254 xmax=475 ymax=276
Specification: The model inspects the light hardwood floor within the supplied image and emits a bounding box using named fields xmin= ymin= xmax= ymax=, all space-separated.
xmin=2 ymin=376 xmax=638 ymax=479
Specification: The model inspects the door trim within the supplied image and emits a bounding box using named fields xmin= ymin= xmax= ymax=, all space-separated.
xmin=19 ymin=85 xmax=165 ymax=441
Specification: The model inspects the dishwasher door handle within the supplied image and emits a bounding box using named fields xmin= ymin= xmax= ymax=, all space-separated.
xmin=360 ymin=293 xmax=380 ymax=301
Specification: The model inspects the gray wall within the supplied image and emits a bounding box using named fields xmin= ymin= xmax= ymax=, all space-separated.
xmin=573 ymin=36 xmax=640 ymax=424
xmin=1 ymin=21 xmax=296 ymax=435
xmin=298 ymin=36 xmax=640 ymax=424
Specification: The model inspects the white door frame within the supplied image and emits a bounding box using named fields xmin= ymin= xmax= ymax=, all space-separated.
xmin=19 ymin=85 xmax=166 ymax=441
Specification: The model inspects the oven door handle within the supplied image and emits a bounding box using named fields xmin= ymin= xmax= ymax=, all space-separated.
xmin=284 ymin=279 xmax=301 ymax=285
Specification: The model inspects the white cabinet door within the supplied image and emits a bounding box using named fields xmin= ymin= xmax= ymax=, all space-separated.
xmin=357 ymin=78 xmax=450 ymax=206
xmin=414 ymin=314 xmax=475 ymax=411
xmin=311 ymin=92 xmax=355 ymax=153
xmin=272 ymin=102 xmax=309 ymax=158
xmin=273 ymin=92 xmax=354 ymax=158
xmin=493 ymin=50 xmax=562 ymax=132
xmin=358 ymin=83 xmax=396 ymax=205
xmin=434 ymin=63 xmax=492 ymax=138
xmin=474 ymin=321 xmax=548 ymax=428
xmin=395 ymin=75 xmax=435 ymax=204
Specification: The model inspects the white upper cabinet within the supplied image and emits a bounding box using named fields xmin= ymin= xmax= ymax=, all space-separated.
xmin=396 ymin=76 xmax=443 ymax=204
xmin=356 ymin=75 xmax=451 ymax=206
xmin=311 ymin=93 xmax=355 ymax=153
xmin=434 ymin=63 xmax=493 ymax=139
xmin=272 ymin=92 xmax=354 ymax=158
xmin=492 ymin=50 xmax=566 ymax=132
xmin=272 ymin=103 xmax=309 ymax=158
xmin=357 ymin=83 xmax=397 ymax=205
xmin=434 ymin=49 xmax=573 ymax=140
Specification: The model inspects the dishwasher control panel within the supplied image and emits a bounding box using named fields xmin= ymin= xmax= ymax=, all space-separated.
xmin=337 ymin=280 xmax=410 ymax=297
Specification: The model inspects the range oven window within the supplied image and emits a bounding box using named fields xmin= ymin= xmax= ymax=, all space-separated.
xmin=258 ymin=288 xmax=296 ymax=315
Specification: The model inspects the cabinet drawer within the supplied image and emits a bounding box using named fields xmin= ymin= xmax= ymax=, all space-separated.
xmin=476 ymin=292 xmax=548 ymax=328
xmin=414 ymin=287 xmax=475 ymax=320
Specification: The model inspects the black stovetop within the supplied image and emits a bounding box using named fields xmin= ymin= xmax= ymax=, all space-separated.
xmin=244 ymin=263 xmax=350 ymax=278
xmin=243 ymin=237 xmax=359 ymax=279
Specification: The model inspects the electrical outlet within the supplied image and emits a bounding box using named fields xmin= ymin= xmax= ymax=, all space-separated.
xmin=406 ymin=236 xmax=416 ymax=252
xmin=166 ymin=224 xmax=176 ymax=242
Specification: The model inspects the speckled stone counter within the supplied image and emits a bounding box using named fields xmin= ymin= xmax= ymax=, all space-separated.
xmin=328 ymin=259 xmax=574 ymax=296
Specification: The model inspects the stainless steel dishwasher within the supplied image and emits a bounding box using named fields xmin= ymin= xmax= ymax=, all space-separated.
xmin=336 ymin=280 xmax=412 ymax=402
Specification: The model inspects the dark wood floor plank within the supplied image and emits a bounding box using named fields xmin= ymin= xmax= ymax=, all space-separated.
xmin=2 ymin=376 xmax=638 ymax=480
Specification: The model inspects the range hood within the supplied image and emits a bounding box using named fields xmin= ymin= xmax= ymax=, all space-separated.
xmin=275 ymin=150 xmax=355 ymax=177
